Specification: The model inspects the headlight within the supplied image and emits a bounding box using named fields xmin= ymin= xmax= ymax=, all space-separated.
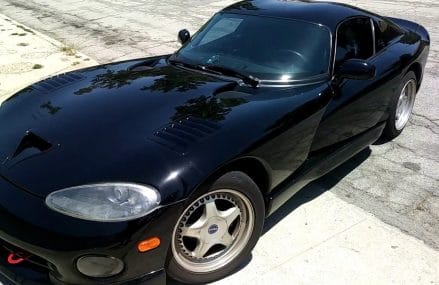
xmin=45 ymin=183 xmax=161 ymax=222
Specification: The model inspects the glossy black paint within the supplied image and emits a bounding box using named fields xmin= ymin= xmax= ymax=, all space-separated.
xmin=0 ymin=1 xmax=430 ymax=284
xmin=336 ymin=59 xmax=376 ymax=80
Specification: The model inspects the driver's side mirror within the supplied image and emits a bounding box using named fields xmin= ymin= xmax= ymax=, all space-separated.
xmin=336 ymin=59 xmax=376 ymax=80
xmin=178 ymin=29 xmax=190 ymax=45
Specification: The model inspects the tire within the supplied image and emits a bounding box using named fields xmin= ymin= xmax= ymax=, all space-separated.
xmin=167 ymin=171 xmax=265 ymax=284
xmin=382 ymin=71 xmax=417 ymax=140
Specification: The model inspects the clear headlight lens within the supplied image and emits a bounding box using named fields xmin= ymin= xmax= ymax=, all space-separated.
xmin=45 ymin=183 xmax=161 ymax=222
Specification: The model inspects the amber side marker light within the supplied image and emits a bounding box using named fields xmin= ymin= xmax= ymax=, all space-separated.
xmin=138 ymin=237 xmax=161 ymax=253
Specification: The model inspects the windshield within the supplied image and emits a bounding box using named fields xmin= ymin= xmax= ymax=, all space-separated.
xmin=171 ymin=13 xmax=331 ymax=82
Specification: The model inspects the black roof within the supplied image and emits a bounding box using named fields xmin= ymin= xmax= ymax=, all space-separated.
xmin=222 ymin=0 xmax=374 ymax=31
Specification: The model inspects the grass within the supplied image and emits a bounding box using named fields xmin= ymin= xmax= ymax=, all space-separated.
xmin=60 ymin=43 xmax=76 ymax=56
xmin=32 ymin=64 xmax=43 ymax=69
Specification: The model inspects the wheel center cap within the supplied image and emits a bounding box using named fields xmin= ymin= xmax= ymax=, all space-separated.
xmin=208 ymin=224 xmax=219 ymax=235
xmin=203 ymin=218 xmax=227 ymax=240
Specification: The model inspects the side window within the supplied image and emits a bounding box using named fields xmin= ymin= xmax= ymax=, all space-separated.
xmin=199 ymin=18 xmax=243 ymax=45
xmin=336 ymin=18 xmax=374 ymax=66
xmin=374 ymin=19 xmax=403 ymax=52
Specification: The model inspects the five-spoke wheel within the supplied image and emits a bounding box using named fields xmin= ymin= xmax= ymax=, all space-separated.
xmin=383 ymin=71 xmax=418 ymax=139
xmin=395 ymin=79 xmax=417 ymax=131
xmin=172 ymin=189 xmax=254 ymax=272
xmin=167 ymin=171 xmax=264 ymax=284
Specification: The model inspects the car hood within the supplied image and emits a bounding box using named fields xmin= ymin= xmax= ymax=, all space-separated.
xmin=0 ymin=56 xmax=235 ymax=199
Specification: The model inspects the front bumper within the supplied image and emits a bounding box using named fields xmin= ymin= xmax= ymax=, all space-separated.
xmin=0 ymin=266 xmax=166 ymax=285
xmin=0 ymin=175 xmax=185 ymax=285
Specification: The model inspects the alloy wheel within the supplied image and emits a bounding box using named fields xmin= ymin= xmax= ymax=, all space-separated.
xmin=395 ymin=79 xmax=417 ymax=131
xmin=171 ymin=189 xmax=254 ymax=273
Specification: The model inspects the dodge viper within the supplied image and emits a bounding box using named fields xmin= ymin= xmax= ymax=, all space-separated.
xmin=0 ymin=0 xmax=430 ymax=284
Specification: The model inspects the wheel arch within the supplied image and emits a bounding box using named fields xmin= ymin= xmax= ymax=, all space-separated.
xmin=407 ymin=62 xmax=423 ymax=90
xmin=220 ymin=157 xmax=272 ymax=196
xmin=190 ymin=156 xmax=272 ymax=203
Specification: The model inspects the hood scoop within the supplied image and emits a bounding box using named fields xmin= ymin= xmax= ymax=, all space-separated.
xmin=34 ymin=73 xmax=84 ymax=93
xmin=2 ymin=131 xmax=53 ymax=167
xmin=150 ymin=117 xmax=221 ymax=155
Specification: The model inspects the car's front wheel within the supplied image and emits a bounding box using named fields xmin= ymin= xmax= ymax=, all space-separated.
xmin=167 ymin=171 xmax=264 ymax=284
xmin=382 ymin=71 xmax=418 ymax=139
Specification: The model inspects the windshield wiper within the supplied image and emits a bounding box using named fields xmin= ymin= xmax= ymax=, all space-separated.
xmin=169 ymin=59 xmax=260 ymax=88
xmin=200 ymin=65 xmax=260 ymax=88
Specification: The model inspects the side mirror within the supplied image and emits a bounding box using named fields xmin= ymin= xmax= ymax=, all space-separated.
xmin=336 ymin=59 xmax=376 ymax=80
xmin=178 ymin=29 xmax=190 ymax=45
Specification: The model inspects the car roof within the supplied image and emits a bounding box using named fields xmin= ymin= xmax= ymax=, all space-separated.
xmin=221 ymin=0 xmax=376 ymax=31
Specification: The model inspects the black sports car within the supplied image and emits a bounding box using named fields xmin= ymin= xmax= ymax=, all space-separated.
xmin=0 ymin=0 xmax=430 ymax=284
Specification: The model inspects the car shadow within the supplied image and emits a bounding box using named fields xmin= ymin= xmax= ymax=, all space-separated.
xmin=372 ymin=136 xmax=391 ymax=145
xmin=262 ymin=147 xmax=371 ymax=235
xmin=167 ymin=147 xmax=371 ymax=284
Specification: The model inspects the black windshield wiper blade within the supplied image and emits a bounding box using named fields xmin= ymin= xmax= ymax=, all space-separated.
xmin=201 ymin=65 xmax=260 ymax=88
xmin=169 ymin=59 xmax=260 ymax=88
xmin=169 ymin=59 xmax=219 ymax=77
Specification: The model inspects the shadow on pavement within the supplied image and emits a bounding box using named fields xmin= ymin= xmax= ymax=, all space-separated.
xmin=168 ymin=147 xmax=372 ymax=284
xmin=263 ymin=147 xmax=371 ymax=234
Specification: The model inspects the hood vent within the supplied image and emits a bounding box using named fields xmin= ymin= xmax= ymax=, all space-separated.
xmin=150 ymin=117 xmax=221 ymax=154
xmin=34 ymin=73 xmax=84 ymax=92
xmin=12 ymin=131 xmax=52 ymax=158
xmin=2 ymin=131 xmax=53 ymax=168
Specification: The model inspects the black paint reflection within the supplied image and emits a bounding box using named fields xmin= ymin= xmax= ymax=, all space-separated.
xmin=74 ymin=66 xmax=211 ymax=95
xmin=40 ymin=101 xmax=62 ymax=115
xmin=172 ymin=96 xmax=247 ymax=121
xmin=74 ymin=70 xmax=144 ymax=95
xmin=141 ymin=68 xmax=209 ymax=93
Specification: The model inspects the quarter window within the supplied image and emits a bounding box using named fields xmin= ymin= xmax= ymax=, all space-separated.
xmin=335 ymin=18 xmax=374 ymax=66
xmin=374 ymin=19 xmax=403 ymax=52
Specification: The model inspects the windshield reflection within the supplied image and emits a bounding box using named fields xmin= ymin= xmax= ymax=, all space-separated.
xmin=172 ymin=13 xmax=331 ymax=81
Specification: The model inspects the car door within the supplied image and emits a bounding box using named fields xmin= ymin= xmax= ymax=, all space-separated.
xmin=310 ymin=17 xmax=388 ymax=151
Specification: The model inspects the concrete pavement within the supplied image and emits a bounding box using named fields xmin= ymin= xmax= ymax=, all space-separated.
xmin=211 ymin=188 xmax=439 ymax=285
xmin=0 ymin=14 xmax=97 ymax=102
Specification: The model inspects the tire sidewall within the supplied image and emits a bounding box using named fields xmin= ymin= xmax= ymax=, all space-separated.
xmin=384 ymin=71 xmax=417 ymax=139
